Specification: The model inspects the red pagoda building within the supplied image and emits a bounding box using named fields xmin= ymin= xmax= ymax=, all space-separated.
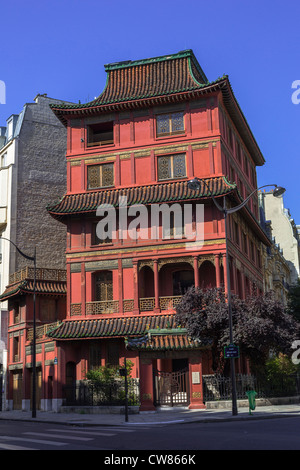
xmin=44 ymin=50 xmax=270 ymax=411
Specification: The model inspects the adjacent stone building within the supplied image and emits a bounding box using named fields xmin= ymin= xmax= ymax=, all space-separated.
xmin=259 ymin=190 xmax=300 ymax=285
xmin=0 ymin=94 xmax=72 ymax=410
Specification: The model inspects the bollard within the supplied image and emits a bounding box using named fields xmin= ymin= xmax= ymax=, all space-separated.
xmin=246 ymin=390 xmax=257 ymax=415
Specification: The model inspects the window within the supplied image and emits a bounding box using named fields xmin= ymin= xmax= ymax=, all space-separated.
xmin=107 ymin=340 xmax=120 ymax=366
xmin=87 ymin=163 xmax=114 ymax=189
xmin=162 ymin=210 xmax=185 ymax=239
xmin=156 ymin=111 xmax=184 ymax=137
xmin=234 ymin=221 xmax=239 ymax=245
xmin=91 ymin=221 xmax=112 ymax=245
xmin=89 ymin=342 xmax=102 ymax=370
xmin=242 ymin=232 xmax=248 ymax=255
xmin=1 ymin=153 xmax=7 ymax=168
xmin=95 ymin=271 xmax=113 ymax=302
xmin=40 ymin=298 xmax=57 ymax=322
xmin=13 ymin=336 xmax=20 ymax=362
xmin=87 ymin=121 xmax=114 ymax=147
xmin=173 ymin=270 xmax=194 ymax=295
xmin=13 ymin=302 xmax=20 ymax=324
xmin=157 ymin=154 xmax=186 ymax=181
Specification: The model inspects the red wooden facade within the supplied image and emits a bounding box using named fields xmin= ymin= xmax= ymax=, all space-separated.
xmin=2 ymin=50 xmax=271 ymax=411
xmin=0 ymin=268 xmax=66 ymax=410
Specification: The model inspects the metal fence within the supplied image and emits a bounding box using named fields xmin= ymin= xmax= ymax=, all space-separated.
xmin=203 ymin=373 xmax=300 ymax=402
xmin=62 ymin=378 xmax=140 ymax=407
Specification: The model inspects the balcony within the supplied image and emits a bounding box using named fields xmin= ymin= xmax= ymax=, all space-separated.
xmin=27 ymin=321 xmax=61 ymax=342
xmin=9 ymin=267 xmax=66 ymax=284
xmin=70 ymin=296 xmax=183 ymax=316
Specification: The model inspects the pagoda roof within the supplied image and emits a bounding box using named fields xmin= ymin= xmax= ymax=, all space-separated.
xmin=0 ymin=278 xmax=66 ymax=301
xmin=50 ymin=50 xmax=208 ymax=115
xmin=50 ymin=49 xmax=265 ymax=166
xmin=46 ymin=312 xmax=203 ymax=350
xmin=47 ymin=176 xmax=236 ymax=220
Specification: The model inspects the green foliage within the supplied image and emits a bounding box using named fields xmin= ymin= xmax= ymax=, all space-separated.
xmin=85 ymin=360 xmax=133 ymax=386
xmin=263 ymin=354 xmax=299 ymax=397
xmin=265 ymin=354 xmax=298 ymax=378
xmin=85 ymin=361 xmax=139 ymax=406
xmin=175 ymin=287 xmax=300 ymax=373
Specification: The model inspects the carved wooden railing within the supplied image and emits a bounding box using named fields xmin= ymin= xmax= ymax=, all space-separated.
xmin=27 ymin=321 xmax=61 ymax=341
xmin=9 ymin=267 xmax=66 ymax=284
xmin=86 ymin=300 xmax=119 ymax=315
xmin=70 ymin=295 xmax=183 ymax=317
xmin=159 ymin=295 xmax=182 ymax=310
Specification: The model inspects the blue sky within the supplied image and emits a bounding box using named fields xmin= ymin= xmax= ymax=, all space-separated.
xmin=1 ymin=0 xmax=299 ymax=225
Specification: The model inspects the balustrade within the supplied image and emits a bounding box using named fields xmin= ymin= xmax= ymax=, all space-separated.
xmin=86 ymin=300 xmax=119 ymax=315
xmin=27 ymin=321 xmax=61 ymax=341
xmin=69 ymin=295 xmax=183 ymax=318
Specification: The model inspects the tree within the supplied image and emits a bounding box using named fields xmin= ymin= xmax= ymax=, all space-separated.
xmin=175 ymin=287 xmax=299 ymax=373
xmin=287 ymin=279 xmax=300 ymax=322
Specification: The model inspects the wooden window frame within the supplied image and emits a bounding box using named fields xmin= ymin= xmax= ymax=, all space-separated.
xmin=156 ymin=111 xmax=185 ymax=138
xmin=87 ymin=163 xmax=114 ymax=190
xmin=86 ymin=121 xmax=114 ymax=147
xmin=157 ymin=153 xmax=187 ymax=181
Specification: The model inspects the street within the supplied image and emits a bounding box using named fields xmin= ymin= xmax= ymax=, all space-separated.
xmin=0 ymin=416 xmax=300 ymax=452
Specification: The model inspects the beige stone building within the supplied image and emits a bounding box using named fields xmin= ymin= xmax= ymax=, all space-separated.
xmin=259 ymin=191 xmax=300 ymax=286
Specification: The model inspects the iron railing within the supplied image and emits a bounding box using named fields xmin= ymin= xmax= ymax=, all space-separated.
xmin=203 ymin=373 xmax=300 ymax=402
xmin=62 ymin=378 xmax=140 ymax=407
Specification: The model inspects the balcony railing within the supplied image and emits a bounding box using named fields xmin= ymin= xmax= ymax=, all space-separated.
xmin=159 ymin=295 xmax=182 ymax=310
xmin=86 ymin=300 xmax=119 ymax=315
xmin=27 ymin=321 xmax=61 ymax=342
xmin=70 ymin=295 xmax=183 ymax=316
xmin=9 ymin=267 xmax=66 ymax=284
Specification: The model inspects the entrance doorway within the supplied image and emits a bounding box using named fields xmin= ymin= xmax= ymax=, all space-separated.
xmin=12 ymin=371 xmax=22 ymax=410
xmin=154 ymin=359 xmax=189 ymax=406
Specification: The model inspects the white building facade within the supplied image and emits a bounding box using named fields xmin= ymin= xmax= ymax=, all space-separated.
xmin=259 ymin=190 xmax=300 ymax=285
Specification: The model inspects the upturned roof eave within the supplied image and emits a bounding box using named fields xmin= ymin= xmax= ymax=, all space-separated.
xmin=50 ymin=77 xmax=264 ymax=166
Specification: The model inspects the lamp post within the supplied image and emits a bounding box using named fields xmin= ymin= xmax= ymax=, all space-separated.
xmin=187 ymin=180 xmax=286 ymax=416
xmin=1 ymin=237 xmax=37 ymax=418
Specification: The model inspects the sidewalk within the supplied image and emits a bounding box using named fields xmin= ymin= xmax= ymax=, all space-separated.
xmin=1 ymin=404 xmax=300 ymax=426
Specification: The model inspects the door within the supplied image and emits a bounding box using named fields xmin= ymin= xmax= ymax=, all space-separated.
xmin=65 ymin=362 xmax=76 ymax=405
xmin=13 ymin=371 xmax=23 ymax=410
xmin=30 ymin=368 xmax=42 ymax=411
xmin=154 ymin=367 xmax=189 ymax=406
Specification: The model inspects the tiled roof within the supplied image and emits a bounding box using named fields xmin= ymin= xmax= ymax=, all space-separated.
xmin=50 ymin=50 xmax=208 ymax=114
xmin=46 ymin=313 xmax=202 ymax=350
xmin=48 ymin=313 xmax=174 ymax=339
xmin=0 ymin=279 xmax=66 ymax=301
xmin=49 ymin=49 xmax=265 ymax=166
xmin=47 ymin=177 xmax=236 ymax=219
xmin=126 ymin=331 xmax=202 ymax=351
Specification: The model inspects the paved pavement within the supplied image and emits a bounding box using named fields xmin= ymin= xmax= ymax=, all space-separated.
xmin=1 ymin=404 xmax=300 ymax=426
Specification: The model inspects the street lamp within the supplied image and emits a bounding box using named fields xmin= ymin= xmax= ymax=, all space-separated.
xmin=1 ymin=237 xmax=37 ymax=418
xmin=187 ymin=179 xmax=286 ymax=416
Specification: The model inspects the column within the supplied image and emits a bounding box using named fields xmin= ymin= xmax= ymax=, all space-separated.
xmin=118 ymin=259 xmax=123 ymax=313
xmin=139 ymin=357 xmax=156 ymax=411
xmin=223 ymin=253 xmax=229 ymax=295
xmin=81 ymin=262 xmax=86 ymax=316
xmin=193 ymin=256 xmax=199 ymax=288
xmin=215 ymin=254 xmax=221 ymax=288
xmin=133 ymin=261 xmax=140 ymax=314
xmin=67 ymin=263 xmax=71 ymax=317
xmin=153 ymin=260 xmax=160 ymax=312
xmin=188 ymin=356 xmax=206 ymax=409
